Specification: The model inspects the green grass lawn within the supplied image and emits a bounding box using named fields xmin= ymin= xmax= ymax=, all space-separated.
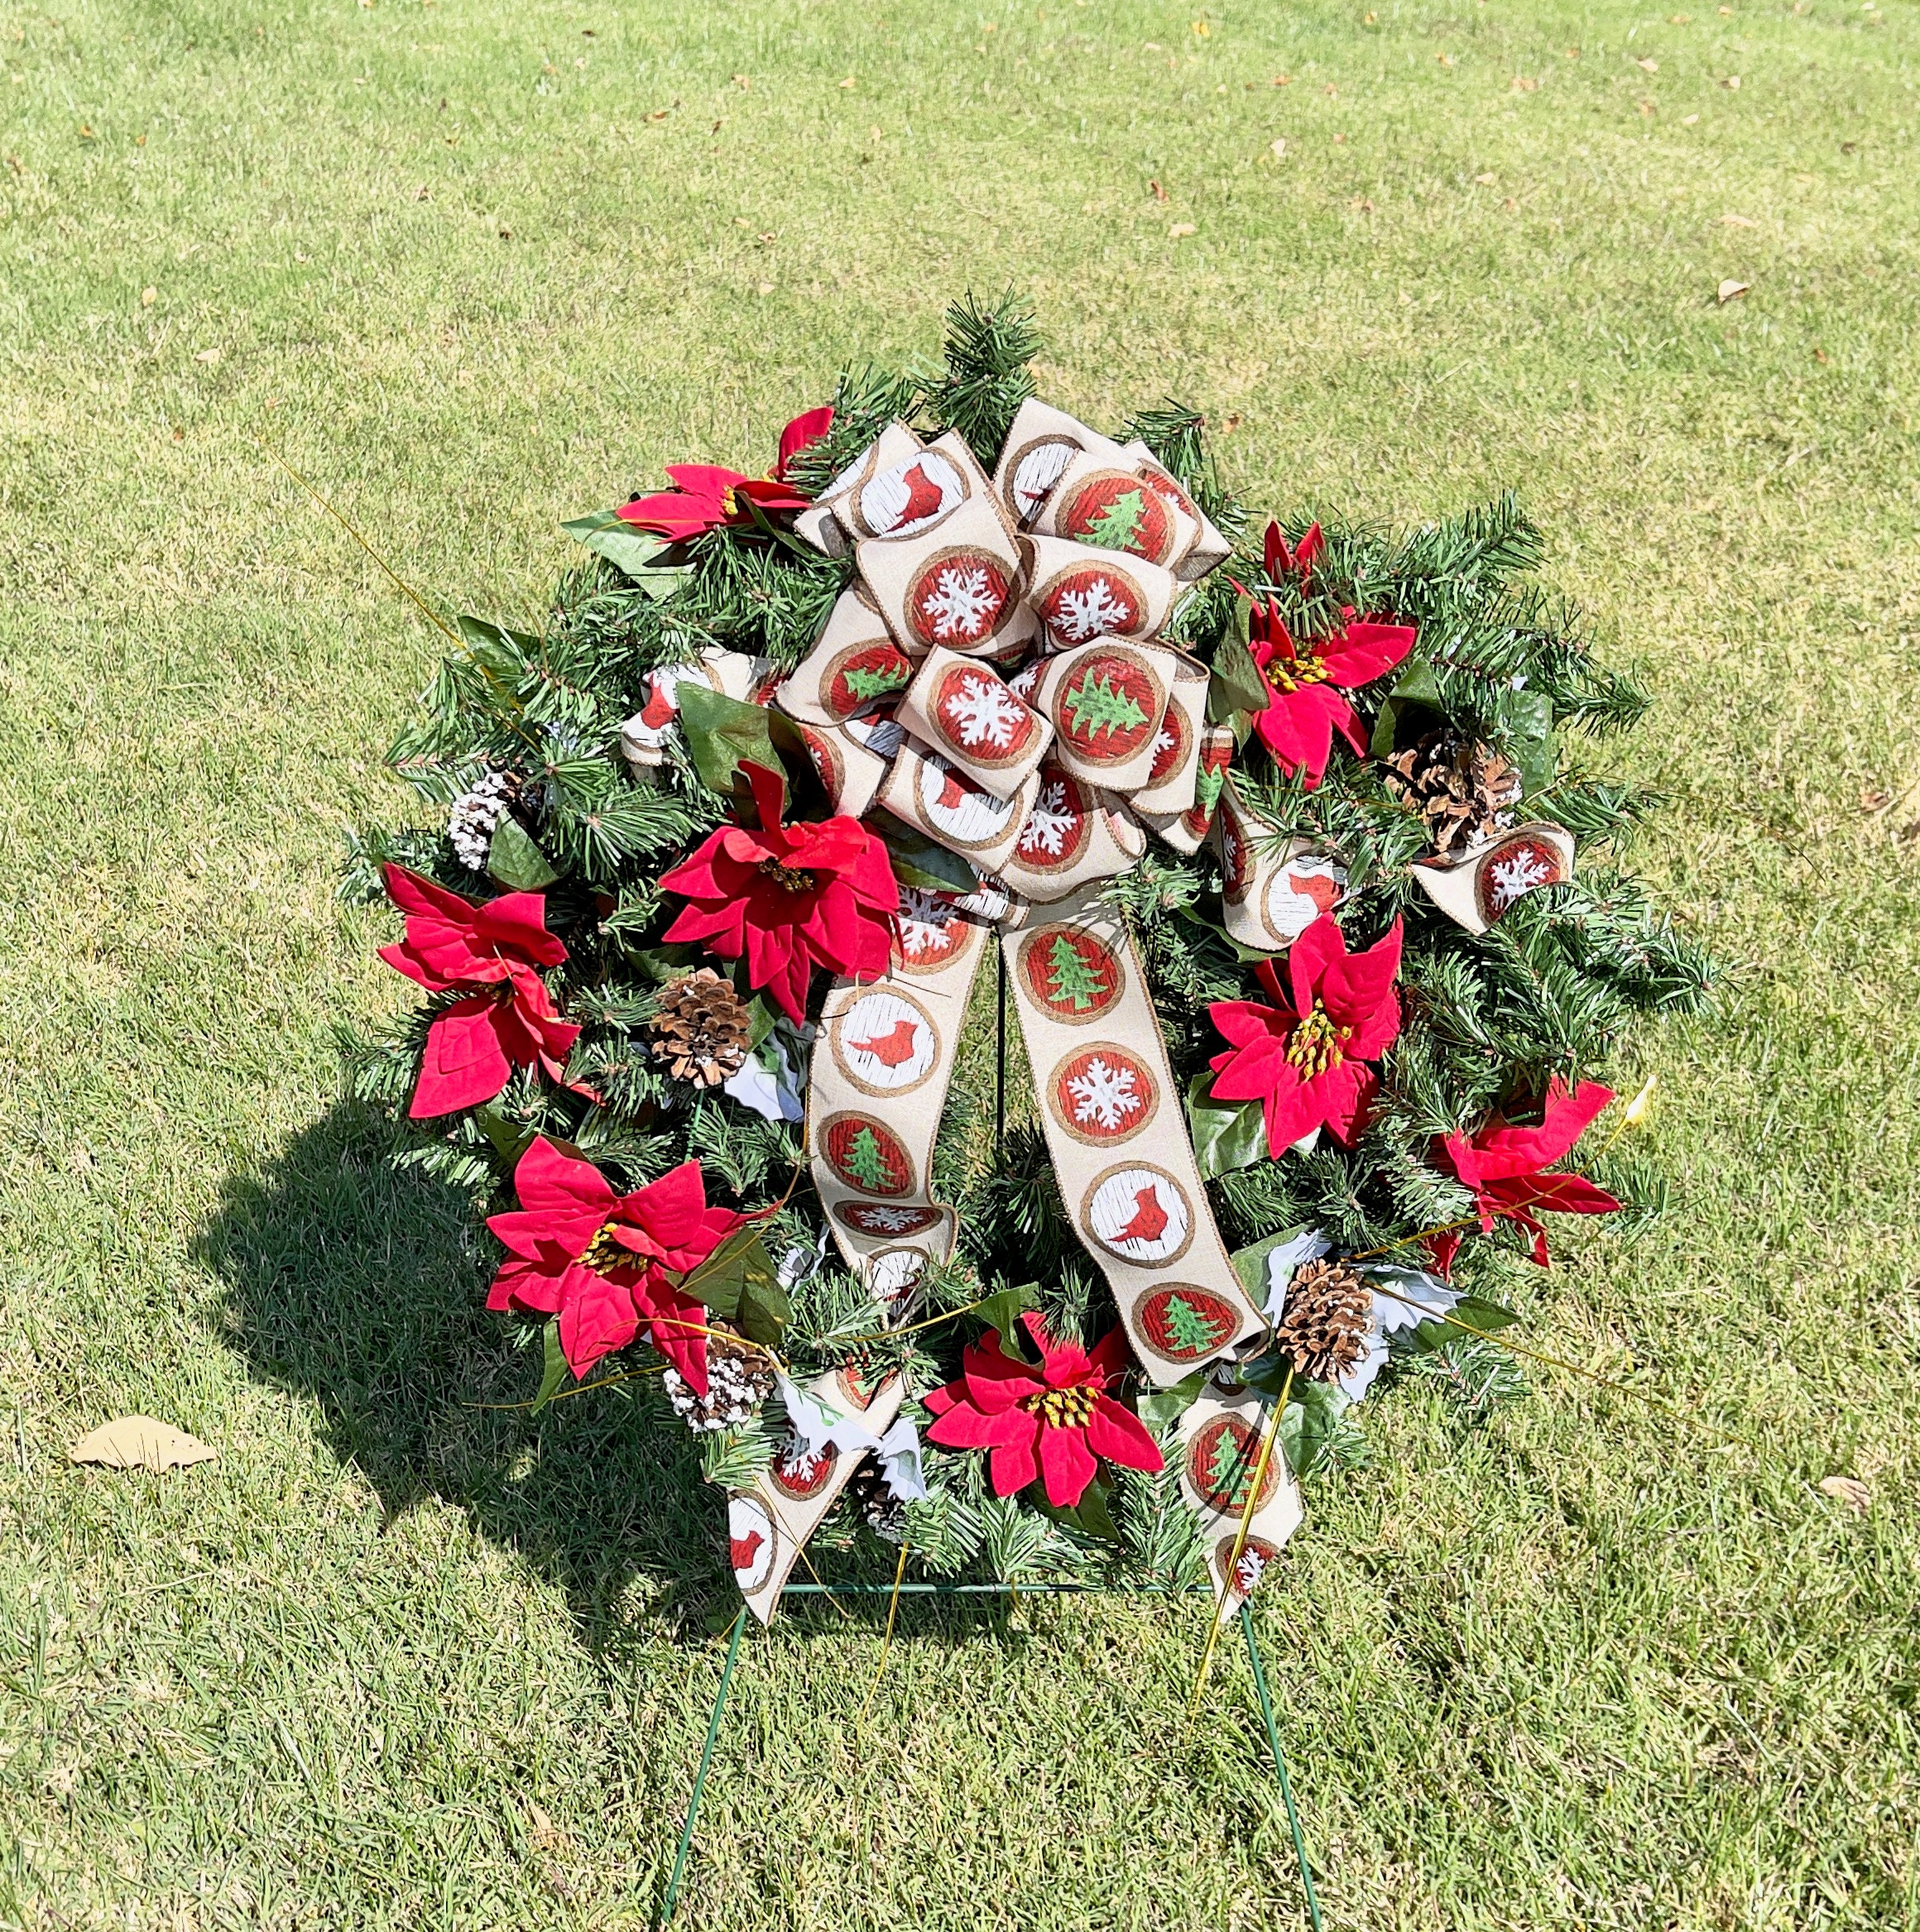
xmin=3 ymin=0 xmax=1918 ymax=1924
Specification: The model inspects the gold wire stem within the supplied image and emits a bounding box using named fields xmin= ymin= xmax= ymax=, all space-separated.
xmin=1190 ymin=1363 xmax=1294 ymax=1713
xmin=857 ymin=1540 xmax=912 ymax=1722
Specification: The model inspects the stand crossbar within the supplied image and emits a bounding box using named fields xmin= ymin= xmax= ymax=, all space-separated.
xmin=652 ymin=1594 xmax=1322 ymax=1928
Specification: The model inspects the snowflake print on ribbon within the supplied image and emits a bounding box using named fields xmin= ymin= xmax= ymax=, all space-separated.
xmin=1052 ymin=1044 xmax=1157 ymax=1145
xmin=770 ymin=1433 xmax=836 ymax=1500
xmin=837 ymin=1201 xmax=943 ymax=1238
xmin=936 ymin=665 xmax=1034 ymax=761
xmin=1016 ymin=773 xmax=1092 ymax=870
xmin=1476 ymin=834 xmax=1566 ymax=923
xmin=892 ymin=885 xmax=968 ymax=970
xmin=1036 ymin=563 xmax=1142 ymax=645
xmin=908 ymin=549 xmax=1012 ymax=650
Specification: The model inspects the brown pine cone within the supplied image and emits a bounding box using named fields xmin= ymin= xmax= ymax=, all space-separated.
xmin=1384 ymin=730 xmax=1522 ymax=861
xmin=1274 ymin=1258 xmax=1374 ymax=1383
xmin=647 ymin=967 xmax=753 ymax=1087
xmin=662 ymin=1325 xmax=775 ymax=1431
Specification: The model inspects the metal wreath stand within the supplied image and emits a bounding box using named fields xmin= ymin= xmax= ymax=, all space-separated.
xmin=652 ymin=954 xmax=1327 ymax=1931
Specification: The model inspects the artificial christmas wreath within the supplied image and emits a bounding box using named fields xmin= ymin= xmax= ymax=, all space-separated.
xmin=343 ymin=298 xmax=1714 ymax=1632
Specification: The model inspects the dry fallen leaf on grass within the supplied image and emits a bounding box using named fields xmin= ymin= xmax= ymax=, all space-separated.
xmin=1717 ymin=279 xmax=1750 ymax=304
xmin=70 ymin=1417 xmax=218 ymax=1473
xmin=1638 ymin=56 xmax=1660 ymax=72
xmin=1818 ymin=1474 xmax=1870 ymax=1513
xmin=1169 ymin=222 xmax=1197 ymax=238
xmin=1721 ymin=213 xmax=1758 ymax=228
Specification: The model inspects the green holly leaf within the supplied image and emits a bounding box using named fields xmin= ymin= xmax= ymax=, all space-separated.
xmin=681 ymin=1228 xmax=790 ymax=1345
xmin=868 ymin=809 xmax=980 ymax=894
xmin=487 ymin=816 xmax=560 ymax=890
xmin=676 ymin=683 xmax=788 ymax=809
xmin=559 ymin=511 xmax=689 ymax=595
xmin=1229 ymin=1225 xmax=1316 ymax=1304
xmin=1188 ymin=1071 xmax=1268 ymax=1180
xmin=1406 ymin=1295 xmax=1517 ymax=1354
xmin=1368 ymin=659 xmax=1443 ymax=760
xmin=1276 ymin=1380 xmax=1348 ymax=1479
xmin=473 ymin=1104 xmax=536 ymax=1166
xmin=972 ymin=1283 xmax=1039 ymax=1362
xmin=1207 ymin=635 xmax=1269 ymax=723
xmin=1136 ymin=1368 xmax=1207 ymax=1432
xmin=530 ymin=1316 xmax=568 ymax=1416
xmin=1032 ymin=1469 xmax=1121 ymax=1542
xmin=1508 ymin=688 xmax=1557 ymax=798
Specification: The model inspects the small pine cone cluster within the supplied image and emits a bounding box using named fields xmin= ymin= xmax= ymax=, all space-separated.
xmin=647 ymin=968 xmax=753 ymax=1088
xmin=847 ymin=1457 xmax=907 ymax=1542
xmin=662 ymin=1327 xmax=775 ymax=1431
xmin=1274 ymin=1258 xmax=1374 ymax=1383
xmin=1384 ymin=731 xmax=1522 ymax=861
xmin=447 ymin=770 xmax=516 ymax=870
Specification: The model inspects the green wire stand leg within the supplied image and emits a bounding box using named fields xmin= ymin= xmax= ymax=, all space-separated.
xmin=1241 ymin=1603 xmax=1325 ymax=1932
xmin=655 ymin=1608 xmax=746 ymax=1930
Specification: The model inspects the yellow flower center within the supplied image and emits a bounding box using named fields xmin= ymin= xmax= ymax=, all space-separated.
xmin=1265 ymin=651 xmax=1330 ymax=694
xmin=1024 ymin=1384 xmax=1100 ymax=1429
xmin=719 ymin=485 xmax=741 ymax=518
xmin=759 ymin=858 xmax=817 ymax=892
xmin=1285 ymin=1000 xmax=1351 ymax=1077
xmin=578 ymin=1222 xmax=628 ymax=1275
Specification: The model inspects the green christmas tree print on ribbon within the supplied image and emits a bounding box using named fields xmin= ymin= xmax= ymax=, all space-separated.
xmin=1044 ymin=932 xmax=1111 ymax=1013
xmin=1064 ymin=670 xmax=1150 ymax=742
xmin=1161 ymin=1292 xmax=1229 ymax=1357
xmin=1081 ymin=487 xmax=1147 ymax=554
xmin=842 ymin=660 xmax=912 ymax=702
xmin=843 ymin=1124 xmax=898 ymax=1191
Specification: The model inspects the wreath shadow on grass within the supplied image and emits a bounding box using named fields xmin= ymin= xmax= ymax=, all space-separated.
xmin=198 ymin=1100 xmax=1022 ymax=1659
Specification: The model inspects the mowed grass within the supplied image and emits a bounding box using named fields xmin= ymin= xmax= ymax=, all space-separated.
xmin=2 ymin=0 xmax=1919 ymax=1925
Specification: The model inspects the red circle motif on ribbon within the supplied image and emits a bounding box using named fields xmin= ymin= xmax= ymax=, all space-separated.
xmin=1049 ymin=1043 xmax=1159 ymax=1147
xmin=1055 ymin=470 xmax=1176 ymax=565
xmin=1034 ymin=563 xmax=1145 ymax=646
xmin=1134 ymin=1285 xmax=1242 ymax=1365
xmin=1187 ymin=1414 xmax=1282 ymax=1514
xmin=768 ymin=1432 xmax=838 ymax=1501
xmin=931 ymin=663 xmax=1039 ymax=768
xmin=833 ymin=1201 xmax=944 ymax=1239
xmin=906 ymin=548 xmax=1014 ymax=650
xmin=1014 ymin=771 xmax=1093 ymax=873
xmin=1476 ymin=832 xmax=1567 ymax=924
xmin=1147 ymin=698 xmax=1189 ymax=789
xmin=1055 ymin=647 xmax=1163 ymax=765
xmin=823 ymin=640 xmax=915 ymax=721
xmin=818 ymin=1112 xmax=915 ymax=1197
xmin=1017 ymin=925 xmax=1125 ymax=1024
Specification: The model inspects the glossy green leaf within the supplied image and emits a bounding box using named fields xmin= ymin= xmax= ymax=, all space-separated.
xmin=677 ymin=683 xmax=786 ymax=808
xmin=1136 ymin=1369 xmax=1207 ymax=1432
xmin=869 ymin=809 xmax=980 ymax=894
xmin=1188 ymin=1071 xmax=1269 ymax=1180
xmin=560 ymin=511 xmax=688 ymax=593
xmin=1207 ymin=634 xmax=1268 ymax=723
xmin=1509 ymin=688 xmax=1557 ymax=798
xmin=530 ymin=1317 xmax=568 ymax=1416
xmin=1230 ymin=1225 xmax=1313 ymax=1304
xmin=1369 ymin=658 xmax=1443 ymax=759
xmin=487 ymin=816 xmax=560 ymax=889
xmin=972 ymin=1283 xmax=1039 ymax=1361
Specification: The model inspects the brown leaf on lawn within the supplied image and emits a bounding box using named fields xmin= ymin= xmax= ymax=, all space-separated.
xmin=1150 ymin=179 xmax=1168 ymax=202
xmin=1716 ymin=279 xmax=1750 ymax=304
xmin=1510 ymin=74 xmax=1539 ymax=92
xmin=1637 ymin=56 xmax=1659 ymax=71
xmin=1818 ymin=1474 xmax=1870 ymax=1513
xmin=1169 ymin=222 xmax=1197 ymax=238
xmin=70 ymin=1417 xmax=218 ymax=1473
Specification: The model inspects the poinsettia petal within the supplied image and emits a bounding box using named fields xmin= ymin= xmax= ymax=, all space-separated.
xmin=1326 ymin=691 xmax=1370 ymax=760
xmin=511 ymin=1135 xmax=621 ymax=1221
xmin=1207 ymin=1035 xmax=1292 ymax=1108
xmin=1472 ymin=1079 xmax=1615 ymax=1180
xmin=470 ymin=891 xmax=566 ymax=966
xmin=1085 ymin=1398 xmax=1164 ymax=1474
xmin=1425 ymin=1227 xmax=1464 ymax=1278
xmin=987 ymin=1436 xmax=1040 ymax=1498
xmin=486 ymin=1254 xmax=564 ymax=1314
xmin=1320 ymin=620 xmax=1416 ymax=688
xmin=1207 ymin=999 xmax=1290 ymax=1052
xmin=377 ymin=941 xmax=449 ymax=991
xmin=1500 ymin=1172 xmax=1622 ymax=1217
xmin=662 ymin=464 xmax=746 ymax=499
xmin=608 ymin=1159 xmax=707 ymax=1263
xmin=1287 ymin=914 xmax=1349 ymax=1021
xmin=555 ymin=1264 xmax=639 ymax=1378
xmin=921 ymin=1381 xmax=960 ymax=1418
xmin=1316 ymin=1062 xmax=1376 ymax=1148
xmin=962 ymin=1330 xmax=1044 ymax=1414
xmin=801 ymin=879 xmax=862 ymax=976
xmin=1252 ymin=687 xmax=1334 ymax=783
xmin=1036 ymin=1425 xmax=1098 ymax=1508
xmin=1321 ymin=918 xmax=1403 ymax=1037
xmin=1260 ymin=1068 xmax=1322 ymax=1158
xmin=1343 ymin=987 xmax=1402 ymax=1063
xmin=630 ymin=1270 xmax=711 ymax=1394
xmin=735 ymin=476 xmax=810 ymax=512
xmin=926 ymin=1401 xmax=1037 ymax=1452
xmin=411 ymin=1000 xmax=513 ymax=1117
xmin=1087 ymin=1326 xmax=1132 ymax=1387
xmin=776 ymin=405 xmax=835 ymax=477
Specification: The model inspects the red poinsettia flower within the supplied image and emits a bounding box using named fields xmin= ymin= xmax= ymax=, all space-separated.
xmin=1264 ymin=516 xmax=1322 ymax=586
xmin=659 ymin=761 xmax=899 ymax=1024
xmin=1207 ymin=913 xmax=1404 ymax=1156
xmin=486 ymin=1137 xmax=749 ymax=1388
xmin=1245 ymin=602 xmax=1415 ymax=789
xmin=615 ymin=405 xmax=835 ymax=542
xmin=922 ymin=1312 xmax=1163 ymax=1508
xmin=379 ymin=865 xmax=582 ymax=1119
xmin=1427 ymin=1078 xmax=1621 ymax=1273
